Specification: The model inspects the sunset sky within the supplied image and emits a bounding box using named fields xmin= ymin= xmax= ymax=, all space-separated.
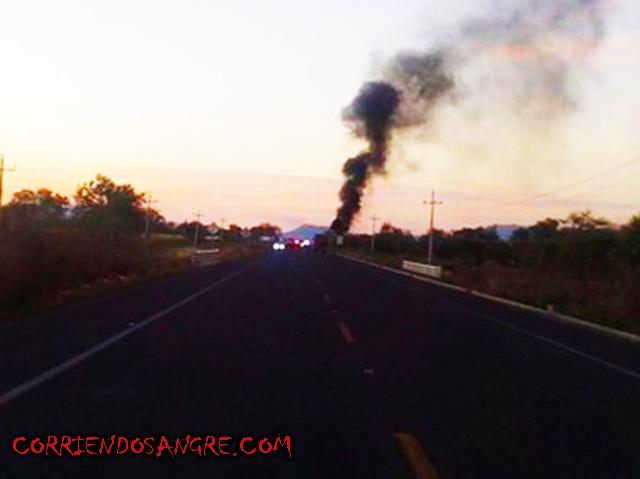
xmin=1 ymin=0 xmax=639 ymax=233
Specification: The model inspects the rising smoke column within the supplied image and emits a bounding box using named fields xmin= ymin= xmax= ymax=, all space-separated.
xmin=330 ymin=0 xmax=608 ymax=234
xmin=331 ymin=53 xmax=454 ymax=233
xmin=330 ymin=82 xmax=400 ymax=234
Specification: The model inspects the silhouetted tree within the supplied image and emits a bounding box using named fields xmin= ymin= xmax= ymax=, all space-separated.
xmin=74 ymin=175 xmax=145 ymax=234
xmin=4 ymin=188 xmax=69 ymax=225
xmin=452 ymin=226 xmax=499 ymax=241
xmin=177 ymin=221 xmax=206 ymax=241
xmin=380 ymin=222 xmax=404 ymax=235
xmin=562 ymin=210 xmax=609 ymax=231
xmin=513 ymin=218 xmax=561 ymax=241
xmin=376 ymin=222 xmax=416 ymax=254
xmin=249 ymin=223 xmax=281 ymax=239
xmin=10 ymin=188 xmax=69 ymax=217
xmin=621 ymin=213 xmax=640 ymax=266
xmin=226 ymin=224 xmax=244 ymax=241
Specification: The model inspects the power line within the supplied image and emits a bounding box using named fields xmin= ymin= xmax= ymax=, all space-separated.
xmin=557 ymin=169 xmax=640 ymax=205
xmin=467 ymin=148 xmax=640 ymax=217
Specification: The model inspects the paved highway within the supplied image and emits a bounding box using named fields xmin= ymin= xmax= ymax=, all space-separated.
xmin=1 ymin=250 xmax=639 ymax=478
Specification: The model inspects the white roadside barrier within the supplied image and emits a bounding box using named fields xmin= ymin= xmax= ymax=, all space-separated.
xmin=402 ymin=260 xmax=442 ymax=279
xmin=192 ymin=249 xmax=220 ymax=267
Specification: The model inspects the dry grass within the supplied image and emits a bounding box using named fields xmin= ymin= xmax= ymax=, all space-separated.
xmin=445 ymin=263 xmax=639 ymax=334
xmin=0 ymin=231 xmax=266 ymax=317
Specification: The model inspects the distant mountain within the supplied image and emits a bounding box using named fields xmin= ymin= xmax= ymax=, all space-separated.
xmin=283 ymin=224 xmax=329 ymax=240
xmin=493 ymin=224 xmax=523 ymax=241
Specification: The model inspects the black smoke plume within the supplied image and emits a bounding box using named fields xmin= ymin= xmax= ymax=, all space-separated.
xmin=331 ymin=54 xmax=453 ymax=233
xmin=331 ymin=0 xmax=608 ymax=234
xmin=330 ymin=82 xmax=400 ymax=234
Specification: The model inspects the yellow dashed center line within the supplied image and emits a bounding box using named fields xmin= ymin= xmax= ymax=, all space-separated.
xmin=338 ymin=322 xmax=356 ymax=344
xmin=394 ymin=432 xmax=439 ymax=479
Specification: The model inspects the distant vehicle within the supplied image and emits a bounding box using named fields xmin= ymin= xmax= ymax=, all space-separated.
xmin=286 ymin=238 xmax=310 ymax=249
xmin=286 ymin=238 xmax=300 ymax=249
xmin=272 ymin=238 xmax=310 ymax=251
xmin=313 ymin=234 xmax=328 ymax=251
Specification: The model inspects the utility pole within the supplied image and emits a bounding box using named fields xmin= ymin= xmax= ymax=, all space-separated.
xmin=370 ymin=214 xmax=379 ymax=252
xmin=0 ymin=154 xmax=16 ymax=207
xmin=423 ymin=190 xmax=443 ymax=264
xmin=144 ymin=192 xmax=157 ymax=240
xmin=193 ymin=212 xmax=203 ymax=249
xmin=218 ymin=217 xmax=226 ymax=243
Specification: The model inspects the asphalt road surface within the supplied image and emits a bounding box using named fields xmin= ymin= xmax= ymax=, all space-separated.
xmin=1 ymin=250 xmax=639 ymax=478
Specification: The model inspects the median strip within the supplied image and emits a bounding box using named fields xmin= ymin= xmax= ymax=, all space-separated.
xmin=394 ymin=432 xmax=439 ymax=479
xmin=338 ymin=322 xmax=356 ymax=344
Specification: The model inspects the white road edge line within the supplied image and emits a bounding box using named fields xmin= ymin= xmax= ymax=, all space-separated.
xmin=464 ymin=304 xmax=640 ymax=381
xmin=0 ymin=266 xmax=251 ymax=408
xmin=337 ymin=253 xmax=640 ymax=343
xmin=336 ymin=254 xmax=640 ymax=343
xmin=337 ymin=253 xmax=640 ymax=382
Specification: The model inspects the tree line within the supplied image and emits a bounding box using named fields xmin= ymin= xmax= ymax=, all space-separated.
xmin=345 ymin=210 xmax=640 ymax=277
xmin=0 ymin=174 xmax=280 ymax=312
xmin=343 ymin=210 xmax=640 ymax=332
xmin=2 ymin=174 xmax=281 ymax=241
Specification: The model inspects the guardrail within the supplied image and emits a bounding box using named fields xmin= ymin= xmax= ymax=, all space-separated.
xmin=402 ymin=260 xmax=442 ymax=279
xmin=192 ymin=249 xmax=220 ymax=267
